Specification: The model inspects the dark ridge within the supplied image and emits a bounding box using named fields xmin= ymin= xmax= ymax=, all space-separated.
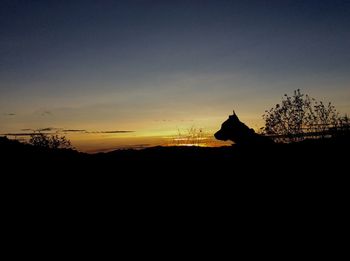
xmin=1 ymin=135 xmax=349 ymax=173
xmin=1 ymin=135 xmax=349 ymax=210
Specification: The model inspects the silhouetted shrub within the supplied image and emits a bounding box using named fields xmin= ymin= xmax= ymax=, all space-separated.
xmin=29 ymin=133 xmax=73 ymax=149
xmin=332 ymin=114 xmax=350 ymax=137
xmin=262 ymin=89 xmax=346 ymax=142
xmin=172 ymin=127 xmax=210 ymax=146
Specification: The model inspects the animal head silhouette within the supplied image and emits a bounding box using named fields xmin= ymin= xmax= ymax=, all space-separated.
xmin=214 ymin=111 xmax=256 ymax=144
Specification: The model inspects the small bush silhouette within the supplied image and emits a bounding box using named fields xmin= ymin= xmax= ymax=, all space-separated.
xmin=29 ymin=133 xmax=73 ymax=149
xmin=262 ymin=89 xmax=348 ymax=142
xmin=332 ymin=114 xmax=350 ymax=137
xmin=172 ymin=127 xmax=211 ymax=146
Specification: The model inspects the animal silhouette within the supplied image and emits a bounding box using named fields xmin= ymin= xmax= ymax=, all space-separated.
xmin=215 ymin=111 xmax=274 ymax=145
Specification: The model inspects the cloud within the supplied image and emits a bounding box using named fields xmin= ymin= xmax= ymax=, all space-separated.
xmin=90 ymin=130 xmax=135 ymax=134
xmin=41 ymin=111 xmax=52 ymax=116
xmin=154 ymin=119 xmax=194 ymax=122
xmin=101 ymin=130 xmax=134 ymax=133
xmin=1 ymin=133 xmax=51 ymax=136
xmin=4 ymin=113 xmax=16 ymax=116
xmin=37 ymin=127 xmax=60 ymax=132
xmin=3 ymin=128 xmax=134 ymax=137
xmin=54 ymin=129 xmax=134 ymax=134
xmin=62 ymin=129 xmax=87 ymax=133
xmin=33 ymin=110 xmax=52 ymax=117
xmin=2 ymin=127 xmax=59 ymax=136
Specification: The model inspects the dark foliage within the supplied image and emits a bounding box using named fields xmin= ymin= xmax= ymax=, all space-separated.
xmin=262 ymin=89 xmax=349 ymax=142
xmin=28 ymin=133 xmax=73 ymax=149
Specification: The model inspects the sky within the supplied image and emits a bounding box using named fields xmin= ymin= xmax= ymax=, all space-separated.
xmin=1 ymin=0 xmax=349 ymax=152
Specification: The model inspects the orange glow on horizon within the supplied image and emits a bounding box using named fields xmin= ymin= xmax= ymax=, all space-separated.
xmin=68 ymin=130 xmax=232 ymax=153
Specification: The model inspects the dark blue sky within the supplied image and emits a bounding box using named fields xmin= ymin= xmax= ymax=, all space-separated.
xmin=1 ymin=0 xmax=350 ymax=149
xmin=2 ymin=1 xmax=349 ymax=79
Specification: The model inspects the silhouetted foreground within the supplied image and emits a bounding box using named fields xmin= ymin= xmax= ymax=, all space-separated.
xmin=2 ymin=133 xmax=349 ymax=219
xmin=1 ymin=136 xmax=348 ymax=175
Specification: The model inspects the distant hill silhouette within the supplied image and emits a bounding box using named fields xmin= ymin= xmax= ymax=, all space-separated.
xmin=1 ymin=133 xmax=348 ymax=175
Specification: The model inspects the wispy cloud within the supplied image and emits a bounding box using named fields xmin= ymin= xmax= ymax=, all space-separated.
xmin=154 ymin=119 xmax=194 ymax=122
xmin=62 ymin=129 xmax=87 ymax=133
xmin=41 ymin=111 xmax=52 ymax=116
xmin=21 ymin=127 xmax=60 ymax=132
xmin=154 ymin=119 xmax=173 ymax=122
xmin=37 ymin=127 xmax=60 ymax=132
xmin=61 ymin=129 xmax=134 ymax=134
xmin=3 ymin=128 xmax=134 ymax=136
xmin=1 ymin=133 xmax=51 ymax=136
xmin=101 ymin=130 xmax=134 ymax=133
xmin=33 ymin=109 xmax=52 ymax=117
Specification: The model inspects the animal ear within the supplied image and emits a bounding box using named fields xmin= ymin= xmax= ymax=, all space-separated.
xmin=232 ymin=110 xmax=235 ymax=115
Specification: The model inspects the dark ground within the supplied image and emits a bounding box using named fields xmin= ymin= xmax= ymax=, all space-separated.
xmin=1 ymin=136 xmax=348 ymax=235
xmin=1 ymin=136 xmax=348 ymax=174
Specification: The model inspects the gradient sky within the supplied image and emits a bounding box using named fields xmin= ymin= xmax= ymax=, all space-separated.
xmin=1 ymin=0 xmax=350 ymax=151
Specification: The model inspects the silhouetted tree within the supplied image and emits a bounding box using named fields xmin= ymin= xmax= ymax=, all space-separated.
xmin=262 ymin=89 xmax=342 ymax=142
xmin=332 ymin=114 xmax=350 ymax=137
xmin=29 ymin=133 xmax=73 ymax=149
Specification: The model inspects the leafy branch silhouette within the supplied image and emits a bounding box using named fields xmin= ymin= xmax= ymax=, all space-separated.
xmin=29 ymin=133 xmax=73 ymax=149
xmin=262 ymin=89 xmax=349 ymax=142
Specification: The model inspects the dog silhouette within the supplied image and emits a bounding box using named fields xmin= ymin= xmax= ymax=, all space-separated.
xmin=215 ymin=111 xmax=274 ymax=145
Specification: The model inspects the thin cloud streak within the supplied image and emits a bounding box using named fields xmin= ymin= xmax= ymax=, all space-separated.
xmin=37 ymin=127 xmax=60 ymax=132
xmin=1 ymin=133 xmax=51 ymax=136
xmin=41 ymin=111 xmax=52 ymax=116
xmin=1 ymin=129 xmax=135 ymax=136
xmin=93 ymin=130 xmax=134 ymax=134
xmin=62 ymin=129 xmax=87 ymax=133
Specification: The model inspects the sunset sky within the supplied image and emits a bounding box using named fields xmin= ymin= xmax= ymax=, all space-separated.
xmin=1 ymin=0 xmax=349 ymax=152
